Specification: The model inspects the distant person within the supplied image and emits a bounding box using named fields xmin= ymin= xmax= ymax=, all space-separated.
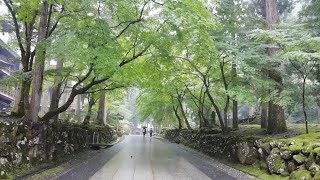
xmin=149 ymin=128 xmax=153 ymax=137
xmin=142 ymin=127 xmax=146 ymax=136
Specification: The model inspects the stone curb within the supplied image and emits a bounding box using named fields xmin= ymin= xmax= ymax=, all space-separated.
xmin=20 ymin=136 xmax=125 ymax=180
xmin=159 ymin=138 xmax=258 ymax=180
xmin=53 ymin=136 xmax=125 ymax=179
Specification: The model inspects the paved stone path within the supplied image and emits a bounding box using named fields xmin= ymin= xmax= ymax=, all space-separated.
xmin=58 ymin=135 xmax=253 ymax=180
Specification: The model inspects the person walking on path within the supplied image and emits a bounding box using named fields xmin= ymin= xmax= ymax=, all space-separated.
xmin=149 ymin=128 xmax=153 ymax=137
xmin=142 ymin=127 xmax=146 ymax=136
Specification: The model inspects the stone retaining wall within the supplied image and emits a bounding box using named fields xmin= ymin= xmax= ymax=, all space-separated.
xmin=0 ymin=122 xmax=117 ymax=178
xmin=164 ymin=129 xmax=320 ymax=180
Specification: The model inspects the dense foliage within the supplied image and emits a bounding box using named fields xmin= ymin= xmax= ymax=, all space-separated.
xmin=0 ymin=0 xmax=319 ymax=134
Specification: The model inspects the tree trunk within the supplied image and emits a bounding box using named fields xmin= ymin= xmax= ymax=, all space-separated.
xmin=302 ymin=77 xmax=308 ymax=134
xmin=4 ymin=1 xmax=36 ymax=117
xmin=261 ymin=100 xmax=268 ymax=128
xmin=19 ymin=21 xmax=36 ymax=116
xmin=83 ymin=96 xmax=95 ymax=125
xmin=232 ymin=99 xmax=238 ymax=129
xmin=220 ymin=61 xmax=230 ymax=130
xmin=266 ymin=0 xmax=279 ymax=29
xmin=12 ymin=87 xmax=20 ymax=113
xmin=25 ymin=1 xmax=49 ymax=122
xmin=12 ymin=78 xmax=31 ymax=117
xmin=204 ymin=83 xmax=225 ymax=132
xmin=317 ymin=105 xmax=320 ymax=124
xmin=211 ymin=111 xmax=216 ymax=126
xmin=267 ymin=71 xmax=287 ymax=133
xmin=261 ymin=69 xmax=269 ymax=128
xmin=223 ymin=103 xmax=229 ymax=129
xmin=40 ymin=70 xmax=108 ymax=122
xmin=198 ymin=110 xmax=203 ymax=128
xmin=75 ymin=95 xmax=82 ymax=123
xmin=200 ymin=106 xmax=211 ymax=128
xmin=186 ymin=85 xmax=210 ymax=128
xmin=177 ymin=97 xmax=192 ymax=129
xmin=202 ymin=116 xmax=210 ymax=128
xmin=266 ymin=0 xmax=287 ymax=134
xmin=201 ymin=93 xmax=212 ymax=128
xmin=231 ymin=62 xmax=238 ymax=129
xmin=268 ymin=98 xmax=286 ymax=133
xmin=96 ymin=92 xmax=106 ymax=126
xmin=12 ymin=55 xmax=33 ymax=117
xmin=173 ymin=105 xmax=182 ymax=129
xmin=48 ymin=59 xmax=64 ymax=122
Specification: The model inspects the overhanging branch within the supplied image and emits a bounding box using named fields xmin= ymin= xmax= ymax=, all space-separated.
xmin=3 ymin=0 xmax=25 ymax=54
xmin=83 ymin=85 xmax=125 ymax=94
xmin=115 ymin=1 xmax=147 ymax=38
xmin=119 ymin=45 xmax=150 ymax=67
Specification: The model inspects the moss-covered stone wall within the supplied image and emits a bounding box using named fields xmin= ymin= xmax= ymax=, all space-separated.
xmin=0 ymin=122 xmax=116 ymax=178
xmin=164 ymin=129 xmax=320 ymax=180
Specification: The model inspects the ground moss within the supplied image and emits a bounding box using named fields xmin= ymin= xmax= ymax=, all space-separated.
xmin=286 ymin=133 xmax=320 ymax=145
xmin=2 ymin=174 xmax=13 ymax=180
xmin=261 ymin=142 xmax=271 ymax=150
xmin=281 ymin=145 xmax=303 ymax=153
xmin=28 ymin=166 xmax=66 ymax=180
xmin=235 ymin=124 xmax=320 ymax=138
xmin=311 ymin=143 xmax=320 ymax=149
xmin=260 ymin=160 xmax=268 ymax=170
xmin=293 ymin=154 xmax=307 ymax=164
xmin=313 ymin=147 xmax=320 ymax=154
xmin=164 ymin=125 xmax=320 ymax=180
xmin=289 ymin=124 xmax=320 ymax=134
xmin=217 ymin=156 xmax=288 ymax=180
xmin=241 ymin=136 xmax=261 ymax=142
xmin=313 ymin=171 xmax=320 ymax=180
xmin=289 ymin=170 xmax=312 ymax=180
xmin=275 ymin=157 xmax=283 ymax=169
xmin=272 ymin=148 xmax=281 ymax=153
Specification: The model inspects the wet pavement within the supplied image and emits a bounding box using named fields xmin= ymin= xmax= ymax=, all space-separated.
xmin=58 ymin=135 xmax=253 ymax=180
